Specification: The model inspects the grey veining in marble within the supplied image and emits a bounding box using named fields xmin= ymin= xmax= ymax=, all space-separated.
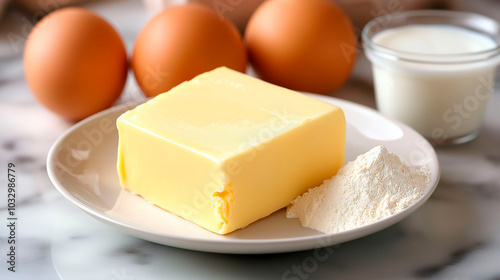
xmin=1 ymin=0 xmax=500 ymax=279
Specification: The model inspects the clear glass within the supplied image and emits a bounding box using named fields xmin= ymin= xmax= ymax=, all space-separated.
xmin=362 ymin=10 xmax=500 ymax=145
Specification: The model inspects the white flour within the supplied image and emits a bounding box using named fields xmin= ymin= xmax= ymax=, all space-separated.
xmin=286 ymin=145 xmax=430 ymax=233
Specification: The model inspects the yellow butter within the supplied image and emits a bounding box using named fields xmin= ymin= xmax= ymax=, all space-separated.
xmin=116 ymin=67 xmax=345 ymax=234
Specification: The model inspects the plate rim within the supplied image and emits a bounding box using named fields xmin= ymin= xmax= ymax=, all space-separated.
xmin=46 ymin=94 xmax=440 ymax=254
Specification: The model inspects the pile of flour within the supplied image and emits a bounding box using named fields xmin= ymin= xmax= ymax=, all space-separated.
xmin=286 ymin=145 xmax=430 ymax=233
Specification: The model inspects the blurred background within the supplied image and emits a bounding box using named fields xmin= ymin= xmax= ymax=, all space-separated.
xmin=2 ymin=0 xmax=500 ymax=99
xmin=3 ymin=0 xmax=500 ymax=32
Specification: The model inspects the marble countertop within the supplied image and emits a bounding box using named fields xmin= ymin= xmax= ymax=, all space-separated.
xmin=1 ymin=0 xmax=500 ymax=279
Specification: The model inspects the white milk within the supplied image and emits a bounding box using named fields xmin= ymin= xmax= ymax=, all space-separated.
xmin=366 ymin=24 xmax=499 ymax=144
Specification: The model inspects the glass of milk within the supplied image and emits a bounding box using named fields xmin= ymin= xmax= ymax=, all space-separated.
xmin=363 ymin=10 xmax=500 ymax=145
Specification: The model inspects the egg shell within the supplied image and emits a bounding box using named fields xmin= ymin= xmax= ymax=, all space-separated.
xmin=132 ymin=3 xmax=247 ymax=97
xmin=245 ymin=0 xmax=358 ymax=94
xmin=24 ymin=7 xmax=128 ymax=120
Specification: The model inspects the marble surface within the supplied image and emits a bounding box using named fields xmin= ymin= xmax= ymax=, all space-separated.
xmin=1 ymin=0 xmax=500 ymax=279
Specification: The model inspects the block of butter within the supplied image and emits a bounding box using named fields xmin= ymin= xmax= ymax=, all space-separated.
xmin=116 ymin=67 xmax=345 ymax=234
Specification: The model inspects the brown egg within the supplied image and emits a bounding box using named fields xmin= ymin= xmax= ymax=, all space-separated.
xmin=245 ymin=0 xmax=358 ymax=95
xmin=132 ymin=3 xmax=247 ymax=97
xmin=24 ymin=7 xmax=127 ymax=120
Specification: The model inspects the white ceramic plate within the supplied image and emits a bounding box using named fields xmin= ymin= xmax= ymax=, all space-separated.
xmin=47 ymin=94 xmax=440 ymax=254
